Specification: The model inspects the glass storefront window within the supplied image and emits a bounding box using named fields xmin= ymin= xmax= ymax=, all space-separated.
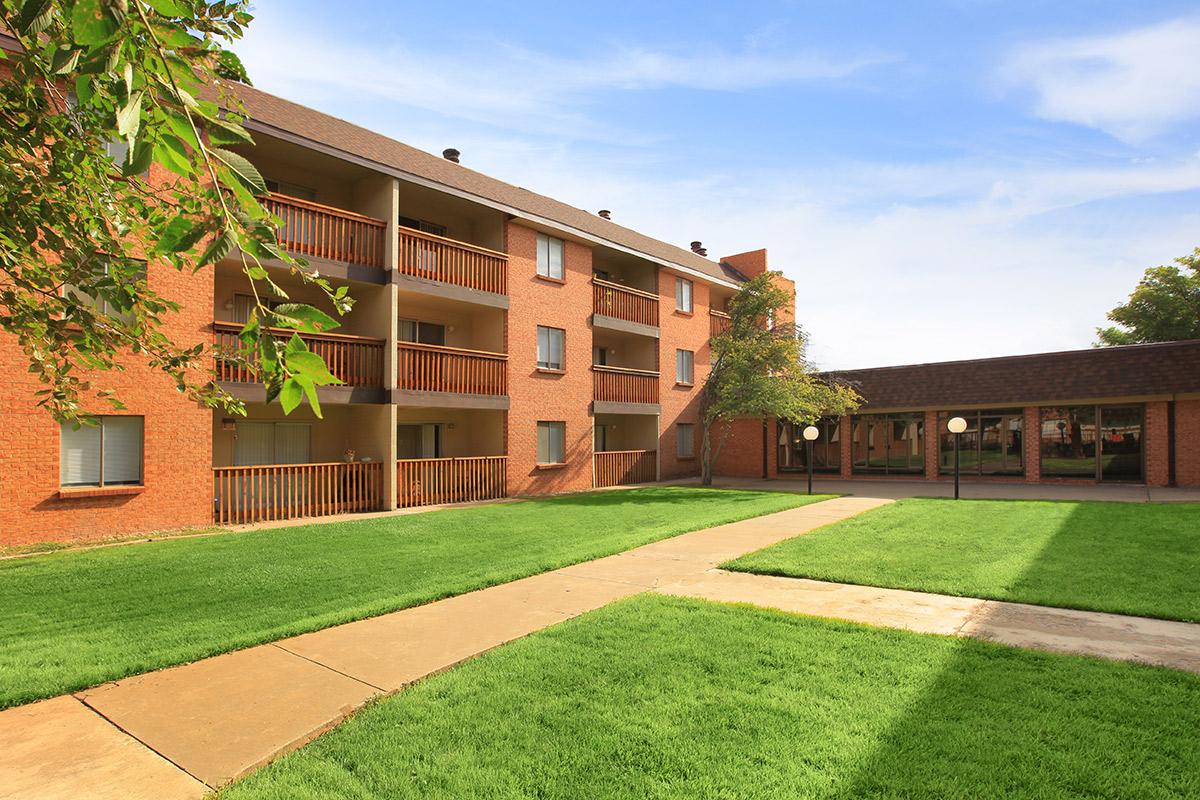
xmin=938 ymin=410 xmax=1024 ymax=476
xmin=778 ymin=418 xmax=841 ymax=472
xmin=1039 ymin=405 xmax=1143 ymax=481
xmin=850 ymin=413 xmax=924 ymax=474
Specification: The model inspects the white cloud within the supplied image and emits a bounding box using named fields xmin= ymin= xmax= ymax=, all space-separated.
xmin=235 ymin=12 xmax=891 ymax=142
xmin=1000 ymin=16 xmax=1200 ymax=142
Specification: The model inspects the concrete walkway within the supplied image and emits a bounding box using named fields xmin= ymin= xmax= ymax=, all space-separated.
xmin=0 ymin=496 xmax=888 ymax=799
xmin=660 ymin=570 xmax=1200 ymax=672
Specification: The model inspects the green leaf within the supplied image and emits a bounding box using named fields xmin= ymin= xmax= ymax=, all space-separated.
xmin=287 ymin=350 xmax=340 ymax=386
xmin=210 ymin=147 xmax=266 ymax=195
xmin=144 ymin=0 xmax=190 ymax=16
xmin=16 ymin=0 xmax=54 ymax=36
xmin=123 ymin=138 xmax=153 ymax=176
xmin=278 ymin=377 xmax=303 ymax=414
xmin=292 ymin=374 xmax=322 ymax=417
xmin=198 ymin=229 xmax=237 ymax=267
xmin=71 ymin=0 xmax=118 ymax=45
xmin=271 ymin=303 xmax=339 ymax=333
xmin=116 ymin=91 xmax=143 ymax=139
xmin=51 ymin=47 xmax=82 ymax=75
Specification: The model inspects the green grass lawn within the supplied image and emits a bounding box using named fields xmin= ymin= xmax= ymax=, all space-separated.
xmin=726 ymin=498 xmax=1200 ymax=621
xmin=221 ymin=595 xmax=1200 ymax=800
xmin=0 ymin=487 xmax=824 ymax=709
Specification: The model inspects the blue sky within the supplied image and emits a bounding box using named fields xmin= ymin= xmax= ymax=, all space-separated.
xmin=236 ymin=1 xmax=1200 ymax=369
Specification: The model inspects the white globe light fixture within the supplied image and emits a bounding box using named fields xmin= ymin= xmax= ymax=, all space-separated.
xmin=947 ymin=416 xmax=968 ymax=499
xmin=802 ymin=425 xmax=820 ymax=495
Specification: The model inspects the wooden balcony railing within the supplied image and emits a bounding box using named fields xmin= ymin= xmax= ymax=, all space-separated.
xmin=710 ymin=309 xmax=732 ymax=337
xmin=396 ymin=456 xmax=508 ymax=508
xmin=592 ymin=278 xmax=659 ymax=327
xmin=593 ymin=450 xmax=657 ymax=488
xmin=213 ymin=322 xmax=386 ymax=387
xmin=213 ymin=461 xmax=383 ymax=524
xmin=396 ymin=341 xmax=507 ymax=396
xmin=592 ymin=365 xmax=659 ymax=405
xmin=264 ymin=193 xmax=386 ymax=268
xmin=398 ymin=228 xmax=508 ymax=295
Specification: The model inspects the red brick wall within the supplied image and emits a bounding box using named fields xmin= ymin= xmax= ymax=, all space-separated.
xmin=1173 ymin=399 xmax=1200 ymax=487
xmin=923 ymin=410 xmax=940 ymax=480
xmin=1145 ymin=400 xmax=1171 ymax=487
xmin=720 ymin=249 xmax=768 ymax=280
xmin=658 ymin=270 xmax=710 ymax=480
xmin=0 ymin=187 xmax=214 ymax=546
xmin=712 ymin=418 xmax=768 ymax=478
xmin=504 ymin=222 xmax=593 ymax=495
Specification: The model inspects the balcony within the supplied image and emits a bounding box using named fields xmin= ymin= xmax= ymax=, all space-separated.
xmin=592 ymin=365 xmax=659 ymax=406
xmin=212 ymin=461 xmax=383 ymax=524
xmin=592 ymin=278 xmax=659 ymax=332
xmin=395 ymin=341 xmax=508 ymax=406
xmin=396 ymin=456 xmax=508 ymax=508
xmin=710 ymin=309 xmax=732 ymax=337
xmin=593 ymin=450 xmax=657 ymax=488
xmin=213 ymin=322 xmax=386 ymax=388
xmin=397 ymin=228 xmax=508 ymax=296
xmin=264 ymin=193 xmax=387 ymax=269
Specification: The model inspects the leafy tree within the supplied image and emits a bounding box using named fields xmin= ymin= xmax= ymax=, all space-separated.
xmin=1096 ymin=248 xmax=1200 ymax=346
xmin=699 ymin=272 xmax=859 ymax=485
xmin=0 ymin=0 xmax=349 ymax=423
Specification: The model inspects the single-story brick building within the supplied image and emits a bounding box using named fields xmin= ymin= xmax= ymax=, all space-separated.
xmin=769 ymin=340 xmax=1200 ymax=487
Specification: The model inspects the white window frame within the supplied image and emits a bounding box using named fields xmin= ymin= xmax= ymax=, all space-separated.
xmin=676 ymin=349 xmax=695 ymax=385
xmin=536 ymin=234 xmax=565 ymax=280
xmin=537 ymin=421 xmax=566 ymax=465
xmin=60 ymin=416 xmax=144 ymax=488
xmin=675 ymin=277 xmax=693 ymax=313
xmin=537 ymin=325 xmax=565 ymax=370
xmin=677 ymin=423 xmax=695 ymax=459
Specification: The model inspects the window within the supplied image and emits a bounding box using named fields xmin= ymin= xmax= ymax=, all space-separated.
xmin=1039 ymin=405 xmax=1143 ymax=481
xmin=537 ymin=326 xmax=565 ymax=370
xmin=397 ymin=423 xmax=443 ymax=459
xmin=397 ymin=215 xmax=448 ymax=238
xmin=850 ymin=413 xmax=924 ymax=475
xmin=675 ymin=349 xmax=694 ymax=384
xmin=536 ymin=234 xmax=565 ymax=280
xmin=231 ymin=293 xmax=289 ymax=325
xmin=265 ymin=179 xmax=317 ymax=202
xmin=537 ymin=421 xmax=565 ymax=464
xmin=60 ymin=416 xmax=144 ymax=487
xmin=233 ymin=422 xmax=311 ymax=466
xmin=938 ymin=410 xmax=1024 ymax=477
xmin=675 ymin=278 xmax=693 ymax=313
xmin=398 ymin=319 xmax=447 ymax=346
xmin=677 ymin=423 xmax=695 ymax=459
xmin=778 ymin=418 xmax=841 ymax=472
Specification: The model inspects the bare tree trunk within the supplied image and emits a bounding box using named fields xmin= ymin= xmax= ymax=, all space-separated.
xmin=700 ymin=420 xmax=714 ymax=485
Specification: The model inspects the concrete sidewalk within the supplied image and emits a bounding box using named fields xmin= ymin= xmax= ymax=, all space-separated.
xmin=0 ymin=496 xmax=889 ymax=799
xmin=660 ymin=570 xmax=1200 ymax=673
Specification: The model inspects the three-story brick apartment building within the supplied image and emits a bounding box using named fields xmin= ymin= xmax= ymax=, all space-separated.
xmin=0 ymin=78 xmax=778 ymax=546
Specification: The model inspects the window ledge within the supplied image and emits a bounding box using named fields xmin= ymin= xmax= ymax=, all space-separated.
xmin=58 ymin=485 xmax=145 ymax=499
xmin=673 ymin=310 xmax=694 ymax=317
xmin=675 ymin=381 xmax=695 ymax=388
xmin=535 ymin=462 xmax=568 ymax=470
xmin=535 ymin=367 xmax=566 ymax=375
xmin=534 ymin=274 xmax=566 ymax=285
xmin=676 ymin=456 xmax=697 ymax=461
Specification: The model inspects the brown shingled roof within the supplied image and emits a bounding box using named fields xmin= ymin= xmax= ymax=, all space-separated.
xmin=217 ymin=81 xmax=743 ymax=286
xmin=825 ymin=340 xmax=1200 ymax=410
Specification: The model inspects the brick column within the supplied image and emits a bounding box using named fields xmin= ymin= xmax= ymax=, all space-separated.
xmin=1023 ymin=406 xmax=1041 ymax=482
xmin=1144 ymin=400 xmax=1171 ymax=487
xmin=924 ymin=410 xmax=940 ymax=481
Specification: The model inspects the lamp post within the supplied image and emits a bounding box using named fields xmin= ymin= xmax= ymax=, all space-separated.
xmin=947 ymin=416 xmax=967 ymax=500
xmin=802 ymin=425 xmax=820 ymax=495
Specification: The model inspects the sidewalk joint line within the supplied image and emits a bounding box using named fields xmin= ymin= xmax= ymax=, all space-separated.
xmin=71 ymin=694 xmax=212 ymax=789
xmin=268 ymin=643 xmax=389 ymax=694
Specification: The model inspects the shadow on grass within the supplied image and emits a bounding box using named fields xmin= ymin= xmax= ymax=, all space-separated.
xmin=821 ymin=501 xmax=1200 ymax=797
